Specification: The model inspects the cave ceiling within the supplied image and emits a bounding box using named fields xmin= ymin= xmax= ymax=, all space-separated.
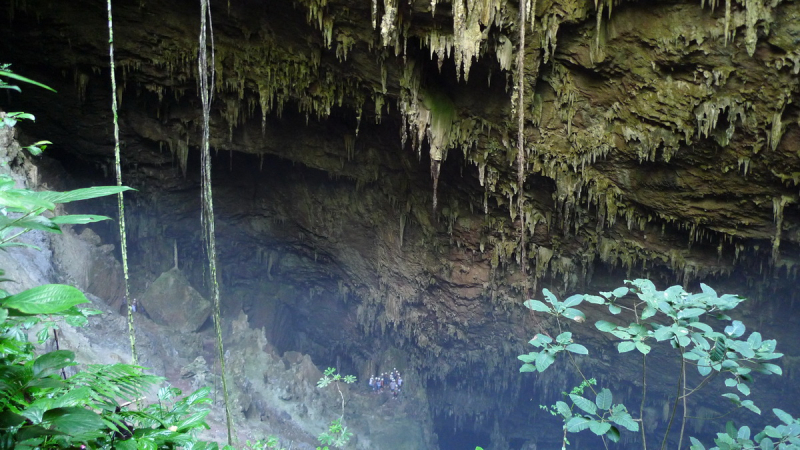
xmin=1 ymin=0 xmax=800 ymax=440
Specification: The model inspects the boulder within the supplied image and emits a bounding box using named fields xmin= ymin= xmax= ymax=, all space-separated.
xmin=139 ymin=267 xmax=211 ymax=333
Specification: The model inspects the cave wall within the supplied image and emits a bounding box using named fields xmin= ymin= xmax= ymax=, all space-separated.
xmin=2 ymin=0 xmax=800 ymax=447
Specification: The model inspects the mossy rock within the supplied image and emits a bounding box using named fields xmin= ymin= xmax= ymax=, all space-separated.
xmin=139 ymin=267 xmax=211 ymax=333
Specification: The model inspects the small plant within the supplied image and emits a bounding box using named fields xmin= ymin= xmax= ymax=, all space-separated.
xmin=316 ymin=368 xmax=356 ymax=449
xmin=518 ymin=280 xmax=800 ymax=449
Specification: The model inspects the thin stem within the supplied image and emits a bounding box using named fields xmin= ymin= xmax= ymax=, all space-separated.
xmin=660 ymin=357 xmax=684 ymax=450
xmin=681 ymin=373 xmax=718 ymax=399
xmin=640 ymin=352 xmax=647 ymax=450
xmin=335 ymin=381 xmax=346 ymax=421
xmin=556 ymin=316 xmax=597 ymax=396
xmin=678 ymin=350 xmax=688 ymax=450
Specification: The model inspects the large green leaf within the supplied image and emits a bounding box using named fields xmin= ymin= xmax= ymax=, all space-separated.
xmin=569 ymin=394 xmax=597 ymax=415
xmin=1 ymin=284 xmax=88 ymax=314
xmin=523 ymin=299 xmax=551 ymax=313
xmin=0 ymin=215 xmax=60 ymax=233
xmin=566 ymin=417 xmax=592 ymax=433
xmin=589 ymin=421 xmax=611 ymax=435
xmin=33 ymin=350 xmax=75 ymax=378
xmin=43 ymin=407 xmax=106 ymax=435
xmin=175 ymin=410 xmax=210 ymax=432
xmin=562 ymin=295 xmax=583 ymax=308
xmin=535 ymin=351 xmax=555 ymax=372
xmin=566 ymin=344 xmax=588 ymax=355
xmin=595 ymin=388 xmax=612 ymax=410
xmin=677 ymin=308 xmax=706 ymax=319
xmin=0 ymin=70 xmax=56 ymax=92
xmin=50 ymin=214 xmax=113 ymax=225
xmin=36 ymin=186 xmax=134 ymax=204
xmin=595 ymin=320 xmax=617 ymax=332
xmin=617 ymin=341 xmax=636 ymax=353
xmin=0 ymin=191 xmax=55 ymax=211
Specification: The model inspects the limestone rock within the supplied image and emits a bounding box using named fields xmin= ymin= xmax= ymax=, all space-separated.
xmin=139 ymin=267 xmax=211 ymax=333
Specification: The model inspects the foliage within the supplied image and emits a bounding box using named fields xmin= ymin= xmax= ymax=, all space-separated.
xmin=316 ymin=368 xmax=356 ymax=449
xmin=0 ymin=65 xmax=54 ymax=156
xmin=519 ymin=280 xmax=800 ymax=449
xmin=0 ymin=68 xmax=218 ymax=449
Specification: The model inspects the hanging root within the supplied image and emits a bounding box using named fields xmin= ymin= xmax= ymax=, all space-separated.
xmin=198 ymin=0 xmax=235 ymax=444
xmin=516 ymin=0 xmax=528 ymax=297
xmin=106 ymin=0 xmax=138 ymax=366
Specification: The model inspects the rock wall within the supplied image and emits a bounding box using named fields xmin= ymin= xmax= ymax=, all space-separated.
xmin=2 ymin=0 xmax=800 ymax=446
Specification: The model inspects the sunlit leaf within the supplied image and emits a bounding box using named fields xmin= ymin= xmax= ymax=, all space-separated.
xmin=1 ymin=284 xmax=88 ymax=314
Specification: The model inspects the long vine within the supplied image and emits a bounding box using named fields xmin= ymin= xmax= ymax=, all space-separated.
xmin=105 ymin=0 xmax=138 ymax=365
xmin=198 ymin=0 xmax=234 ymax=444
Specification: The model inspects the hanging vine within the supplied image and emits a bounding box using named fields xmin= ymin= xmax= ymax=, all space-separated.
xmin=516 ymin=0 xmax=529 ymax=298
xmin=198 ymin=0 xmax=234 ymax=444
xmin=106 ymin=0 xmax=138 ymax=365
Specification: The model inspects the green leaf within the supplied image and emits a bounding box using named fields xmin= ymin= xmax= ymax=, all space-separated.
xmin=175 ymin=410 xmax=210 ymax=432
xmin=0 ymin=70 xmax=56 ymax=91
xmin=0 ymin=215 xmax=60 ymax=233
xmin=740 ymin=400 xmax=761 ymax=415
xmin=617 ymin=341 xmax=636 ymax=353
xmin=535 ymin=351 xmax=555 ymax=372
xmin=33 ymin=350 xmax=75 ymax=378
xmin=566 ymin=344 xmax=588 ymax=355
xmin=759 ymin=437 xmax=774 ymax=450
xmin=555 ymin=401 xmax=572 ymax=419
xmin=595 ymin=320 xmax=617 ymax=332
xmin=736 ymin=383 xmax=750 ymax=396
xmin=51 ymin=214 xmax=113 ymax=225
xmin=584 ymin=295 xmax=605 ymax=304
xmin=562 ymin=308 xmax=586 ymax=322
xmin=541 ymin=288 xmax=558 ymax=305
xmin=724 ymin=320 xmax=745 ymax=338
xmin=43 ymin=407 xmax=106 ymax=434
xmin=610 ymin=411 xmax=639 ymax=432
xmin=605 ymin=426 xmax=621 ymax=443
xmin=523 ymin=299 xmax=551 ymax=313
xmin=677 ymin=308 xmax=706 ymax=319
xmin=36 ymin=186 xmax=134 ymax=204
xmin=595 ymin=388 xmax=612 ymax=410
xmin=0 ymin=190 xmax=55 ymax=211
xmin=569 ymin=394 xmax=597 ymax=415
xmin=611 ymin=287 xmax=629 ymax=298
xmin=635 ymin=341 xmax=651 ymax=354
xmin=1 ymin=284 xmax=88 ymax=314
xmin=773 ymin=408 xmax=795 ymax=425
xmin=654 ymin=326 xmax=673 ymax=341
xmin=689 ymin=437 xmax=706 ymax=450
xmin=641 ymin=305 xmax=657 ymax=320
xmin=746 ymin=332 xmax=762 ymax=350
xmin=761 ymin=363 xmax=782 ymax=375
xmin=519 ymin=363 xmax=536 ymax=373
xmin=556 ymin=332 xmax=573 ymax=344
xmin=589 ymin=421 xmax=611 ymax=435
xmin=737 ymin=425 xmax=750 ymax=440
xmin=566 ymin=417 xmax=592 ymax=433
xmin=562 ymin=295 xmax=583 ymax=308
xmin=608 ymin=304 xmax=621 ymax=315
